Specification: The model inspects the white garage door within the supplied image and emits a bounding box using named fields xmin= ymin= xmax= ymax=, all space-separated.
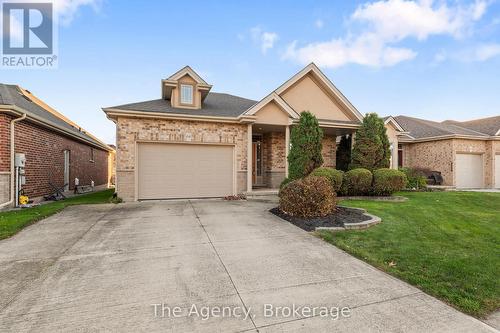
xmin=455 ymin=153 xmax=483 ymax=188
xmin=495 ymin=155 xmax=500 ymax=189
xmin=137 ymin=143 xmax=234 ymax=200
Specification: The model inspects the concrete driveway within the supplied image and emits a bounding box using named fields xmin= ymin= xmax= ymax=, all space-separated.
xmin=0 ymin=200 xmax=496 ymax=332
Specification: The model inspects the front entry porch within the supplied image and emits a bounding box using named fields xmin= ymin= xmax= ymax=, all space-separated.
xmin=246 ymin=123 xmax=356 ymax=191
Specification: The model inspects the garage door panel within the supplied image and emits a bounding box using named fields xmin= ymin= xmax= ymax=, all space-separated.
xmin=455 ymin=153 xmax=483 ymax=189
xmin=138 ymin=143 xmax=234 ymax=199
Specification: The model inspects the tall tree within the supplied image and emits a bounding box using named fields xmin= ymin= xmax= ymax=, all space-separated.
xmin=335 ymin=134 xmax=351 ymax=171
xmin=288 ymin=111 xmax=324 ymax=180
xmin=377 ymin=119 xmax=391 ymax=169
xmin=350 ymin=113 xmax=390 ymax=170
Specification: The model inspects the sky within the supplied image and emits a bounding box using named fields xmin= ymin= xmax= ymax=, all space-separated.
xmin=1 ymin=0 xmax=500 ymax=144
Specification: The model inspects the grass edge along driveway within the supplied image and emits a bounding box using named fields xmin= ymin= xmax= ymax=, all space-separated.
xmin=0 ymin=189 xmax=115 ymax=240
xmin=317 ymin=191 xmax=500 ymax=318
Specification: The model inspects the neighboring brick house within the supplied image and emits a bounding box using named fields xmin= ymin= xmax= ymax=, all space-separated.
xmin=393 ymin=115 xmax=500 ymax=188
xmin=0 ymin=85 xmax=114 ymax=207
xmin=104 ymin=64 xmax=365 ymax=201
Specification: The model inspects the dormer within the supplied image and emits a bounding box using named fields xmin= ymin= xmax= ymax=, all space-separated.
xmin=161 ymin=66 xmax=212 ymax=110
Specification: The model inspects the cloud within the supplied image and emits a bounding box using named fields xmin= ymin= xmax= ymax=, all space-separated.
xmin=433 ymin=43 xmax=500 ymax=63
xmin=433 ymin=49 xmax=448 ymax=64
xmin=284 ymin=33 xmax=416 ymax=68
xmin=53 ymin=0 xmax=102 ymax=25
xmin=315 ymin=19 xmax=324 ymax=29
xmin=251 ymin=26 xmax=279 ymax=54
xmin=284 ymin=0 xmax=491 ymax=68
xmin=474 ymin=43 xmax=500 ymax=61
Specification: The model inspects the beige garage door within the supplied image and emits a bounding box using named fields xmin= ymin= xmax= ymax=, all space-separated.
xmin=495 ymin=155 xmax=500 ymax=188
xmin=137 ymin=143 xmax=234 ymax=199
xmin=455 ymin=153 xmax=483 ymax=188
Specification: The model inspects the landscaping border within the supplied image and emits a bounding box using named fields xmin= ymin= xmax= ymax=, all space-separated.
xmin=315 ymin=206 xmax=381 ymax=231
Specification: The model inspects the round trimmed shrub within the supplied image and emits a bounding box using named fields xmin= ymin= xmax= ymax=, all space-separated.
xmin=372 ymin=168 xmax=407 ymax=196
xmin=341 ymin=168 xmax=372 ymax=196
xmin=279 ymin=176 xmax=336 ymax=218
xmin=310 ymin=167 xmax=343 ymax=192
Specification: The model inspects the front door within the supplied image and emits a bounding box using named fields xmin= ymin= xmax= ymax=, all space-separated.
xmin=252 ymin=137 xmax=263 ymax=186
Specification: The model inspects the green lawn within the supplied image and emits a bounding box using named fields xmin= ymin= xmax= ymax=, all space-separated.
xmin=0 ymin=189 xmax=115 ymax=240
xmin=318 ymin=191 xmax=500 ymax=318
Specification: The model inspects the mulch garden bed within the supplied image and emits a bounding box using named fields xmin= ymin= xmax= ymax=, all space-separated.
xmin=270 ymin=206 xmax=371 ymax=232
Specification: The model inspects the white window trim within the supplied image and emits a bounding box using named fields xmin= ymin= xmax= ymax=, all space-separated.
xmin=180 ymin=84 xmax=194 ymax=105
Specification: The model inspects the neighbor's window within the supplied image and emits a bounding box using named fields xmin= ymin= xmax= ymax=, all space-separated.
xmin=180 ymin=84 xmax=193 ymax=104
xmin=90 ymin=148 xmax=95 ymax=163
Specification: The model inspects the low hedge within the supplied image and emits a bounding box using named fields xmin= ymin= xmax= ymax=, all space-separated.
xmin=279 ymin=176 xmax=336 ymax=218
xmin=372 ymin=168 xmax=407 ymax=195
xmin=341 ymin=168 xmax=372 ymax=196
xmin=310 ymin=167 xmax=343 ymax=192
xmin=399 ymin=167 xmax=427 ymax=190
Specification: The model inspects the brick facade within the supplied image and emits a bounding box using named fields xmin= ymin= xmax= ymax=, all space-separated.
xmin=322 ymin=134 xmax=337 ymax=168
xmin=403 ymin=140 xmax=454 ymax=185
xmin=116 ymin=117 xmax=248 ymax=201
xmin=401 ymin=138 xmax=500 ymax=187
xmin=115 ymin=117 xmax=342 ymax=200
xmin=0 ymin=116 xmax=109 ymax=203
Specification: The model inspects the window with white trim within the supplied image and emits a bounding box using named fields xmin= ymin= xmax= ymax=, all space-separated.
xmin=180 ymin=84 xmax=193 ymax=104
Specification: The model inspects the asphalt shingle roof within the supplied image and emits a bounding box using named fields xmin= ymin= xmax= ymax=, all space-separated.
xmin=0 ymin=84 xmax=109 ymax=149
xmin=394 ymin=115 xmax=492 ymax=139
xmin=106 ymin=92 xmax=257 ymax=118
xmin=442 ymin=116 xmax=500 ymax=136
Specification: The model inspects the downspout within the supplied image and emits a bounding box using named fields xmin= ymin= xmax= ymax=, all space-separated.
xmin=0 ymin=112 xmax=27 ymax=208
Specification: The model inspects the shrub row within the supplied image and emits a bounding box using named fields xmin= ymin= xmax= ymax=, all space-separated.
xmin=288 ymin=167 xmax=408 ymax=196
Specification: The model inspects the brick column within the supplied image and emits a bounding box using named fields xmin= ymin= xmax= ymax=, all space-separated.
xmin=247 ymin=124 xmax=252 ymax=192
xmin=285 ymin=125 xmax=290 ymax=178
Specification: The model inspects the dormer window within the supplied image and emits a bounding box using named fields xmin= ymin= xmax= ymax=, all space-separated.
xmin=180 ymin=84 xmax=193 ymax=105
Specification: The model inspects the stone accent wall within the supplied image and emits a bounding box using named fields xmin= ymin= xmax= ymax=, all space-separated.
xmin=405 ymin=140 xmax=454 ymax=186
xmin=321 ymin=134 xmax=336 ymax=168
xmin=116 ymin=117 xmax=248 ymax=201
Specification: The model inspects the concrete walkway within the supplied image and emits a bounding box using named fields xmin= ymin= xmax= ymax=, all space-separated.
xmin=0 ymin=200 xmax=496 ymax=332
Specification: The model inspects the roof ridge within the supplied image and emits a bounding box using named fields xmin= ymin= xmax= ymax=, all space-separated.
xmin=457 ymin=115 xmax=500 ymax=123
xmin=444 ymin=123 xmax=489 ymax=136
xmin=399 ymin=115 xmax=456 ymax=135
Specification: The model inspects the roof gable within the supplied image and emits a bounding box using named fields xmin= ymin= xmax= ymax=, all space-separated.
xmin=383 ymin=116 xmax=405 ymax=132
xmin=280 ymin=73 xmax=354 ymax=122
xmin=274 ymin=63 xmax=363 ymax=122
xmin=245 ymin=92 xmax=299 ymax=119
xmin=167 ymin=66 xmax=208 ymax=85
